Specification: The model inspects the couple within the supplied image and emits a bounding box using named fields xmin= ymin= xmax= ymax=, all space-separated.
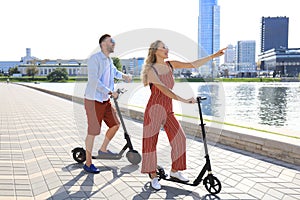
xmin=83 ymin=34 xmax=226 ymax=190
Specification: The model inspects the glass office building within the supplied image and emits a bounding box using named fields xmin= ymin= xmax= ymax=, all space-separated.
xmin=236 ymin=40 xmax=256 ymax=77
xmin=260 ymin=16 xmax=289 ymax=53
xmin=198 ymin=0 xmax=220 ymax=77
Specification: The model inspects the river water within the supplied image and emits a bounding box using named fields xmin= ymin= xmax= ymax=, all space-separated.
xmin=20 ymin=81 xmax=300 ymax=133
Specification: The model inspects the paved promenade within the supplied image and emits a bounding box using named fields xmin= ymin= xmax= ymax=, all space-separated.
xmin=0 ymin=83 xmax=300 ymax=200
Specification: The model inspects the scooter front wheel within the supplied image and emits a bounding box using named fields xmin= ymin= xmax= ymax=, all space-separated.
xmin=72 ymin=147 xmax=86 ymax=163
xmin=203 ymin=174 xmax=221 ymax=194
xmin=126 ymin=150 xmax=141 ymax=165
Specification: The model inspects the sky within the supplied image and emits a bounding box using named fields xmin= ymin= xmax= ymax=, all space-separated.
xmin=0 ymin=0 xmax=299 ymax=61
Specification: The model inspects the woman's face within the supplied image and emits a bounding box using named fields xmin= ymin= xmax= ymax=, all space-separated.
xmin=155 ymin=42 xmax=169 ymax=59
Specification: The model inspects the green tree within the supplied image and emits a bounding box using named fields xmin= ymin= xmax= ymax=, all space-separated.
xmin=47 ymin=68 xmax=68 ymax=82
xmin=112 ymin=57 xmax=122 ymax=71
xmin=8 ymin=66 xmax=20 ymax=75
xmin=26 ymin=65 xmax=39 ymax=80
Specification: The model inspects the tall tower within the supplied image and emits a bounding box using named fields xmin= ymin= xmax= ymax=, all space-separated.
xmin=26 ymin=48 xmax=31 ymax=57
xmin=237 ymin=40 xmax=256 ymax=75
xmin=198 ymin=0 xmax=220 ymax=77
xmin=260 ymin=16 xmax=289 ymax=53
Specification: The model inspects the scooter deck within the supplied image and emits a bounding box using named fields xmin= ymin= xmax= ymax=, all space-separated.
xmin=161 ymin=176 xmax=197 ymax=186
xmin=92 ymin=154 xmax=122 ymax=160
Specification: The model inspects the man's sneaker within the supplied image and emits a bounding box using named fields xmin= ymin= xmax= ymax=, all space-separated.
xmin=83 ymin=164 xmax=100 ymax=174
xmin=93 ymin=150 xmax=119 ymax=159
xmin=150 ymin=177 xmax=161 ymax=190
xmin=170 ymin=171 xmax=189 ymax=182
xmin=99 ymin=150 xmax=118 ymax=156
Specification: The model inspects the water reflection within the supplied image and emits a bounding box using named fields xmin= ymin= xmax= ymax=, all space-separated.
xmin=197 ymin=84 xmax=223 ymax=117
xmin=233 ymin=84 xmax=257 ymax=119
xmin=258 ymin=87 xmax=287 ymax=126
xmin=195 ymin=82 xmax=299 ymax=131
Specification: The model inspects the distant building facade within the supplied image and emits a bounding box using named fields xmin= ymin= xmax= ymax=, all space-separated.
xmin=18 ymin=59 xmax=88 ymax=76
xmin=236 ymin=40 xmax=256 ymax=77
xmin=120 ymin=57 xmax=144 ymax=77
xmin=260 ymin=16 xmax=289 ymax=52
xmin=258 ymin=48 xmax=300 ymax=77
xmin=0 ymin=48 xmax=36 ymax=74
xmin=221 ymin=44 xmax=236 ymax=77
xmin=0 ymin=61 xmax=20 ymax=74
xmin=20 ymin=48 xmax=38 ymax=64
xmin=258 ymin=16 xmax=300 ymax=77
xmin=1 ymin=48 xmax=145 ymax=77
xmin=224 ymin=44 xmax=236 ymax=64
xmin=198 ymin=0 xmax=220 ymax=77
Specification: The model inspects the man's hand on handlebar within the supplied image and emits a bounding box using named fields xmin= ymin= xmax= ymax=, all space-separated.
xmin=108 ymin=91 xmax=119 ymax=99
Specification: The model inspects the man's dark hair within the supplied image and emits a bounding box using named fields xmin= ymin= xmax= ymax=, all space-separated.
xmin=99 ymin=34 xmax=111 ymax=45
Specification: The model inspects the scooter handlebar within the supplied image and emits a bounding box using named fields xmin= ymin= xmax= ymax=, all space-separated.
xmin=116 ymin=88 xmax=127 ymax=94
xmin=109 ymin=88 xmax=127 ymax=100
xmin=197 ymin=96 xmax=207 ymax=101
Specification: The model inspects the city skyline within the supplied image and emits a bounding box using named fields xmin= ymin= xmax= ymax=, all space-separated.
xmin=0 ymin=0 xmax=299 ymax=61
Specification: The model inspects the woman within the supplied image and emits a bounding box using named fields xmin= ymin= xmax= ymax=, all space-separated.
xmin=140 ymin=40 xmax=226 ymax=190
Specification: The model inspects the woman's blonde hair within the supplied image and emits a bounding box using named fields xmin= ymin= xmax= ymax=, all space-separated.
xmin=141 ymin=40 xmax=162 ymax=86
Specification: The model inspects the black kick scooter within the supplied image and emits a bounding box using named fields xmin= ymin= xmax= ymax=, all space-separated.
xmin=72 ymin=88 xmax=142 ymax=165
xmin=155 ymin=96 xmax=222 ymax=194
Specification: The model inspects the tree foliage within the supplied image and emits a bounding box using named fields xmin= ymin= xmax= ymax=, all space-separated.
xmin=26 ymin=65 xmax=39 ymax=80
xmin=9 ymin=66 xmax=20 ymax=75
xmin=47 ymin=68 xmax=68 ymax=82
xmin=112 ymin=57 xmax=122 ymax=71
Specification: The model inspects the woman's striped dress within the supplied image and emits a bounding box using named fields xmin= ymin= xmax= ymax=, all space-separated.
xmin=141 ymin=63 xmax=187 ymax=174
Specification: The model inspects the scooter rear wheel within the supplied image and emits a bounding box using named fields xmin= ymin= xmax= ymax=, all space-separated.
xmin=126 ymin=150 xmax=141 ymax=165
xmin=72 ymin=147 xmax=86 ymax=163
xmin=203 ymin=174 xmax=221 ymax=194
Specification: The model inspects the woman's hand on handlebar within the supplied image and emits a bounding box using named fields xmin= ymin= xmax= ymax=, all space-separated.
xmin=186 ymin=97 xmax=196 ymax=104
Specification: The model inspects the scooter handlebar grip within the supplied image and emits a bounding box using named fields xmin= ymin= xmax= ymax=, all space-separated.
xmin=197 ymin=96 xmax=207 ymax=101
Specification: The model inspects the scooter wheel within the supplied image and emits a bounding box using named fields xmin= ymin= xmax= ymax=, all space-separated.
xmin=203 ymin=175 xmax=222 ymax=194
xmin=72 ymin=147 xmax=86 ymax=163
xmin=126 ymin=150 xmax=141 ymax=165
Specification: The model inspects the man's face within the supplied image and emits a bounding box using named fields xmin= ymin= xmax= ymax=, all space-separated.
xmin=103 ymin=37 xmax=115 ymax=53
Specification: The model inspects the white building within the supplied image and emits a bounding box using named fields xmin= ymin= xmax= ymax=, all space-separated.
xmin=236 ymin=40 xmax=257 ymax=77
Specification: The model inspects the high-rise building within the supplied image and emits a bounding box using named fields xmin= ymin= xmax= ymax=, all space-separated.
xmin=237 ymin=40 xmax=256 ymax=77
xmin=223 ymin=44 xmax=236 ymax=75
xmin=224 ymin=44 xmax=236 ymax=64
xmin=260 ymin=16 xmax=289 ymax=53
xmin=198 ymin=0 xmax=220 ymax=77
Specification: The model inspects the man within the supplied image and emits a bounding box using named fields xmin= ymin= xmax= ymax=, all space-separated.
xmin=83 ymin=34 xmax=131 ymax=173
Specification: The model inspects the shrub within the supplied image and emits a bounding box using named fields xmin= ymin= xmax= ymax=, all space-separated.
xmin=47 ymin=68 xmax=68 ymax=82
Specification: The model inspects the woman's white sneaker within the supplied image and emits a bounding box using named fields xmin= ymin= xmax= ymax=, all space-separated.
xmin=151 ymin=177 xmax=161 ymax=190
xmin=170 ymin=171 xmax=189 ymax=182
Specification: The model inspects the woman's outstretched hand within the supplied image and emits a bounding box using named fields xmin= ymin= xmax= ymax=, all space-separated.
xmin=211 ymin=47 xmax=227 ymax=59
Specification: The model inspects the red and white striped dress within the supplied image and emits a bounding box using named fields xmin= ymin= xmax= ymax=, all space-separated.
xmin=141 ymin=62 xmax=187 ymax=174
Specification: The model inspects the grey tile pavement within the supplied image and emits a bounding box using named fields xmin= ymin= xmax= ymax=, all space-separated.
xmin=0 ymin=82 xmax=300 ymax=200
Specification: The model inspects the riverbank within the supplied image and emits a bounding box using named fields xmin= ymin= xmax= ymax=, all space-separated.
xmin=1 ymin=76 xmax=299 ymax=83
